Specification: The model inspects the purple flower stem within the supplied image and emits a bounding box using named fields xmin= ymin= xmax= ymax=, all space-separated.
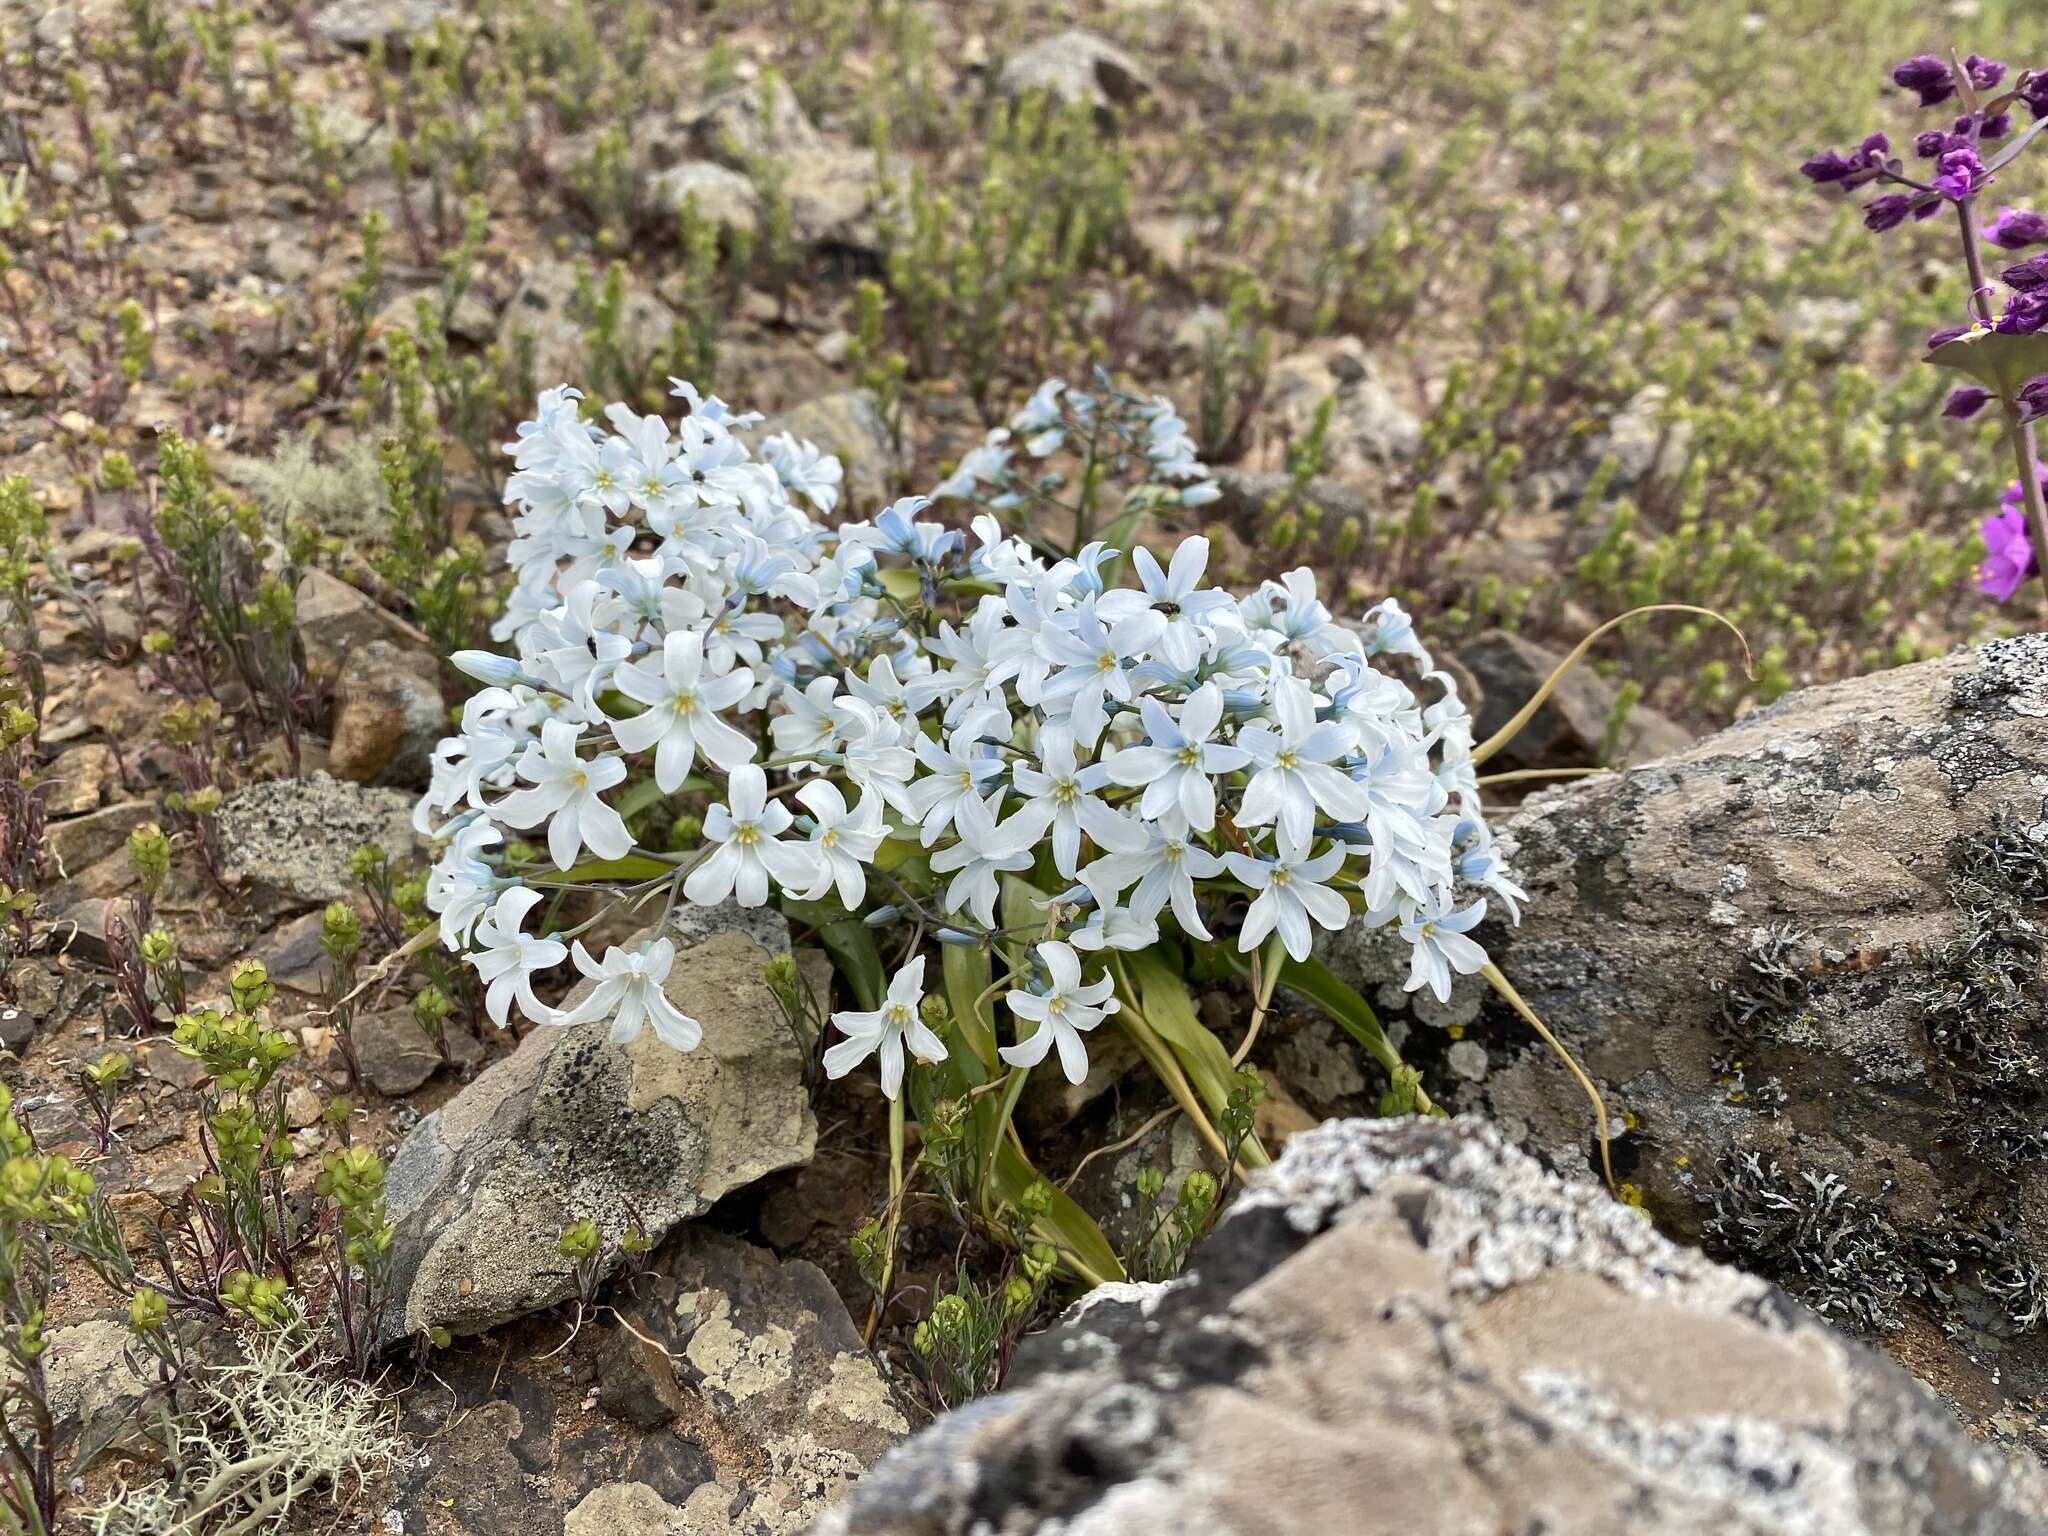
xmin=1959 ymin=198 xmax=2048 ymax=611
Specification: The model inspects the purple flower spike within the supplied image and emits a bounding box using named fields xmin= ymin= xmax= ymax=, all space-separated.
xmin=1985 ymin=207 xmax=2048 ymax=250
xmin=1977 ymin=506 xmax=2036 ymax=602
xmin=2005 ymin=253 xmax=2048 ymax=291
xmin=1943 ymin=384 xmax=1994 ymax=419
xmin=1893 ymin=54 xmax=1956 ymax=107
xmin=2018 ymin=376 xmax=2048 ymax=425
xmin=1864 ymin=193 xmax=1914 ymax=232
xmin=1995 ymin=291 xmax=2048 ymax=335
xmin=1934 ymin=146 xmax=1989 ymax=200
xmin=1965 ymin=54 xmax=2008 ymax=90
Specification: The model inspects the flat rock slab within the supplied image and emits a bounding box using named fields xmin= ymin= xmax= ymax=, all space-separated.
xmin=812 ymin=1118 xmax=2047 ymax=1535
xmin=381 ymin=917 xmax=815 ymax=1347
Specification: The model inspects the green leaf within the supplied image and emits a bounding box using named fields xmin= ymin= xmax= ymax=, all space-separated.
xmin=1985 ymin=114 xmax=2048 ymax=176
xmin=782 ymin=897 xmax=885 ymax=1012
xmin=528 ymin=854 xmax=676 ymax=885
xmin=988 ymin=1138 xmax=1125 ymax=1285
xmin=1123 ymin=948 xmax=1243 ymax=1121
xmin=941 ymin=940 xmax=998 ymax=1072
xmin=1926 ymin=327 xmax=2048 ymax=399
xmin=1226 ymin=949 xmax=1406 ymax=1078
xmin=616 ymin=777 xmax=671 ymax=820
xmin=878 ymin=567 xmax=921 ymax=604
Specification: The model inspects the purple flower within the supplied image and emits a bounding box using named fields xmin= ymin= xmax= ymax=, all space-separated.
xmin=1914 ymin=128 xmax=1954 ymax=158
xmin=1943 ymin=385 xmax=1993 ymax=419
xmin=1982 ymin=112 xmax=2011 ymax=140
xmin=1927 ymin=324 xmax=1972 ymax=349
xmin=2022 ymin=70 xmax=2048 ymax=120
xmin=1864 ymin=193 xmax=1914 ymax=232
xmin=1966 ymin=54 xmax=2008 ymax=90
xmin=2002 ymin=253 xmax=2048 ymax=290
xmin=1994 ymin=291 xmax=2048 ymax=334
xmin=2019 ymin=376 xmax=2048 ymax=425
xmin=1800 ymin=149 xmax=1855 ymax=184
xmin=1801 ymin=132 xmax=1889 ymax=189
xmin=1933 ymin=146 xmax=1989 ymax=200
xmin=1985 ymin=207 xmax=2048 ymax=250
xmin=1978 ymin=504 xmax=2038 ymax=602
xmin=1893 ymin=54 xmax=1956 ymax=107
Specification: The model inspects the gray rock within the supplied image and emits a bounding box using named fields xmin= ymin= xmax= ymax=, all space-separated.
xmin=353 ymin=1008 xmax=442 ymax=1095
xmin=44 ymin=800 xmax=153 ymax=879
xmin=324 ymin=640 xmax=446 ymax=788
xmin=996 ymin=30 xmax=1156 ymax=122
xmin=1266 ymin=338 xmax=1420 ymax=467
xmin=752 ymin=391 xmax=902 ymax=514
xmin=814 ymin=1119 xmax=2048 ymax=1535
xmin=650 ymin=159 xmax=759 ymax=238
xmin=309 ymin=0 xmax=456 ymax=51
xmin=294 ymin=570 xmax=432 ymax=683
xmin=1586 ymin=382 xmax=1693 ymax=492
xmin=1330 ymin=636 xmax=2048 ymax=1455
xmin=216 ymin=772 xmax=422 ymax=907
xmin=390 ymin=1226 xmax=909 ymax=1536
xmin=0 ymin=1004 xmax=30 ymax=1054
xmin=582 ymin=1228 xmax=913 ymax=1531
xmin=1776 ymin=295 xmax=1866 ymax=361
xmin=42 ymin=743 xmax=118 ymax=817
xmin=689 ymin=76 xmax=823 ymax=169
xmin=500 ymin=256 xmax=676 ymax=396
xmin=1456 ymin=628 xmax=1693 ymax=772
xmin=379 ymin=909 xmax=815 ymax=1346
xmin=247 ymin=908 xmax=333 ymax=995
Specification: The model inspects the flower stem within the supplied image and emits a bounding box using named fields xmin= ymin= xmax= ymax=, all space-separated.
xmin=865 ymin=1091 xmax=907 ymax=1345
xmin=2010 ymin=417 xmax=2048 ymax=617
xmin=1959 ymin=200 xmax=2048 ymax=614
xmin=1230 ymin=932 xmax=1286 ymax=1068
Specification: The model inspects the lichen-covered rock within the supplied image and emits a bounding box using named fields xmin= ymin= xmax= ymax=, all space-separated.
xmin=216 ymin=771 xmax=423 ymax=906
xmin=392 ymin=1229 xmax=910 ymax=1536
xmin=379 ymin=910 xmax=815 ymax=1346
xmin=1327 ymin=636 xmax=2048 ymax=1453
xmin=812 ymin=1119 xmax=2047 ymax=1535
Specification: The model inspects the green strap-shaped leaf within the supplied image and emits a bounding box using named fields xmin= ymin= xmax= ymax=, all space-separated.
xmin=528 ymin=854 xmax=677 ymax=885
xmin=989 ymin=1137 xmax=1125 ymax=1286
xmin=941 ymin=940 xmax=999 ymax=1072
xmin=1123 ymin=948 xmax=1243 ymax=1121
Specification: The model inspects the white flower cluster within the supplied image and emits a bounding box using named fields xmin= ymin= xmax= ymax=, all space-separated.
xmin=417 ymin=378 xmax=1524 ymax=1095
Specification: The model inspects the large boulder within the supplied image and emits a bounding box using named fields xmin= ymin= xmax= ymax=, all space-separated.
xmin=1327 ymin=635 xmax=2048 ymax=1452
xmin=379 ymin=907 xmax=816 ymax=1346
xmin=812 ymin=1118 xmax=2046 ymax=1535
